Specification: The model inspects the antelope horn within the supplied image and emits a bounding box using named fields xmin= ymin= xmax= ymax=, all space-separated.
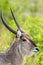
xmin=0 ymin=10 xmax=17 ymax=34
xmin=10 ymin=8 xmax=24 ymax=33
xmin=10 ymin=8 xmax=20 ymax=29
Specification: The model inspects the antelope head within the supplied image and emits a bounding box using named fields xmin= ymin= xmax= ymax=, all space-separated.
xmin=0 ymin=8 xmax=39 ymax=57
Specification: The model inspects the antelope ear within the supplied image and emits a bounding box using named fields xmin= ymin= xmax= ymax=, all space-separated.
xmin=17 ymin=30 xmax=22 ymax=38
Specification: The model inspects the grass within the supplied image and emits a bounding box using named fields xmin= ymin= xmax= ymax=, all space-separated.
xmin=0 ymin=0 xmax=43 ymax=65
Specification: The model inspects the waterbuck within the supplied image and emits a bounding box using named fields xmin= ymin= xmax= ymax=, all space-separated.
xmin=0 ymin=8 xmax=39 ymax=65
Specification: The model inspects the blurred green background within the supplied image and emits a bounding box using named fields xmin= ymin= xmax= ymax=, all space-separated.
xmin=0 ymin=0 xmax=43 ymax=65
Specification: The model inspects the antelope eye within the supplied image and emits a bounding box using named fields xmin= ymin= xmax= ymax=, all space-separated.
xmin=22 ymin=39 xmax=26 ymax=42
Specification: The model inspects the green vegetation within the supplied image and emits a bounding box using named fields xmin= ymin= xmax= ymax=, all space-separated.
xmin=0 ymin=0 xmax=43 ymax=65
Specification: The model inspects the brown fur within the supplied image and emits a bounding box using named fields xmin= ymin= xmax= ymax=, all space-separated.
xmin=0 ymin=33 xmax=38 ymax=65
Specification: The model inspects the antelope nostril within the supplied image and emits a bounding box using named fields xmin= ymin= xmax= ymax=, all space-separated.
xmin=35 ymin=47 xmax=39 ymax=51
xmin=33 ymin=47 xmax=39 ymax=52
